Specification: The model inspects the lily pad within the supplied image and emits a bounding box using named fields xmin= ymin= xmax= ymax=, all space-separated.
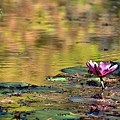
xmin=78 ymin=77 xmax=101 ymax=87
xmin=68 ymin=96 xmax=117 ymax=106
xmin=68 ymin=96 xmax=91 ymax=104
xmin=0 ymin=109 xmax=80 ymax=120
xmin=0 ymin=82 xmax=63 ymax=97
xmin=60 ymin=66 xmax=88 ymax=75
xmin=87 ymin=77 xmax=101 ymax=82
xmin=62 ymin=84 xmax=81 ymax=88
xmin=105 ymin=86 xmax=120 ymax=91
xmin=85 ymin=77 xmax=101 ymax=87
xmin=46 ymin=76 xmax=68 ymax=82
xmin=0 ymin=112 xmax=13 ymax=119
xmin=26 ymin=109 xmax=80 ymax=120
xmin=30 ymin=86 xmax=63 ymax=93
xmin=0 ymin=82 xmax=29 ymax=88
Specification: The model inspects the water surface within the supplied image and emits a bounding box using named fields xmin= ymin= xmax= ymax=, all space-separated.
xmin=0 ymin=0 xmax=120 ymax=85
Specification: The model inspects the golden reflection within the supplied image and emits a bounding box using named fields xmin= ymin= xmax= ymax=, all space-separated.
xmin=0 ymin=0 xmax=120 ymax=85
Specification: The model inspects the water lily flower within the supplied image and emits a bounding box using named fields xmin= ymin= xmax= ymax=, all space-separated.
xmin=86 ymin=60 xmax=118 ymax=77
xmin=86 ymin=60 xmax=118 ymax=93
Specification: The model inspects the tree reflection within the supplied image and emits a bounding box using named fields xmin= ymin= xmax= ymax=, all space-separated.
xmin=0 ymin=0 xmax=120 ymax=84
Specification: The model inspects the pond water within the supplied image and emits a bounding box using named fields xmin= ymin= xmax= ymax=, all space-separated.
xmin=0 ymin=1 xmax=120 ymax=119
xmin=0 ymin=0 xmax=120 ymax=85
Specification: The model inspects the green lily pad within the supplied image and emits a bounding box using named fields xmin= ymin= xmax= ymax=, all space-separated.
xmin=46 ymin=76 xmax=68 ymax=82
xmin=0 ymin=112 xmax=13 ymax=119
xmin=60 ymin=66 xmax=88 ymax=75
xmin=31 ymin=86 xmax=63 ymax=93
xmin=79 ymin=77 xmax=101 ymax=87
xmin=23 ymin=109 xmax=80 ymax=120
xmin=0 ymin=82 xmax=29 ymax=88
xmin=0 ymin=82 xmax=63 ymax=97
xmin=87 ymin=77 xmax=101 ymax=82
xmin=85 ymin=77 xmax=101 ymax=87
xmin=106 ymin=86 xmax=120 ymax=91
xmin=62 ymin=84 xmax=81 ymax=88
xmin=0 ymin=109 xmax=80 ymax=120
xmin=68 ymin=96 xmax=117 ymax=106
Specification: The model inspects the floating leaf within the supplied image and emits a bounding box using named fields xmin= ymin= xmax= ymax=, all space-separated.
xmin=31 ymin=86 xmax=63 ymax=93
xmin=87 ymin=77 xmax=101 ymax=82
xmin=0 ymin=82 xmax=29 ymax=88
xmin=68 ymin=96 xmax=117 ymax=106
xmin=62 ymin=84 xmax=81 ymax=88
xmin=46 ymin=76 xmax=68 ymax=82
xmin=0 ymin=112 xmax=13 ymax=119
xmin=0 ymin=109 xmax=80 ymax=120
xmin=106 ymin=86 xmax=120 ymax=91
xmin=24 ymin=109 xmax=80 ymax=120
xmin=60 ymin=66 xmax=88 ymax=75
xmin=85 ymin=77 xmax=101 ymax=87
xmin=0 ymin=82 xmax=63 ymax=96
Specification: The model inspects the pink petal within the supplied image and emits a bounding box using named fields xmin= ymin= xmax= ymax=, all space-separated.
xmin=86 ymin=60 xmax=118 ymax=77
xmin=99 ymin=62 xmax=111 ymax=70
xmin=100 ymin=64 xmax=118 ymax=76
xmin=86 ymin=60 xmax=98 ymax=75
xmin=98 ymin=62 xmax=111 ymax=75
xmin=108 ymin=64 xmax=118 ymax=72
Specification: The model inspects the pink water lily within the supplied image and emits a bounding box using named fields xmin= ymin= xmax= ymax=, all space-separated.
xmin=86 ymin=60 xmax=118 ymax=77
xmin=86 ymin=60 xmax=118 ymax=94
